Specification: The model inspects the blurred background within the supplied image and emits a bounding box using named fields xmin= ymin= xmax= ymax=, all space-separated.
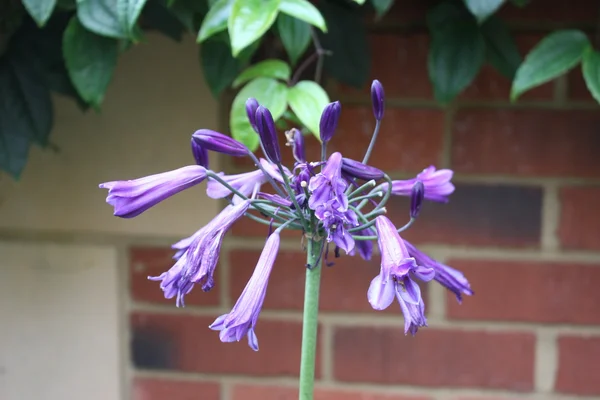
xmin=1 ymin=1 xmax=600 ymax=400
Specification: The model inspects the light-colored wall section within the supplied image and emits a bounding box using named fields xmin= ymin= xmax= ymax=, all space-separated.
xmin=0 ymin=34 xmax=221 ymax=238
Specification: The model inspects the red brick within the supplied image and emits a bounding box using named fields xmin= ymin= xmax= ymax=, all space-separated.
xmin=388 ymin=183 xmax=542 ymax=247
xmin=333 ymin=327 xmax=535 ymax=390
xmin=230 ymin=214 xmax=299 ymax=238
xmin=336 ymin=34 xmax=433 ymax=99
xmin=568 ymin=68 xmax=595 ymax=102
xmin=130 ymin=247 xmax=220 ymax=306
xmin=499 ymin=0 xmax=599 ymax=24
xmin=559 ymin=187 xmax=600 ymax=250
xmin=461 ymin=34 xmax=554 ymax=101
xmin=556 ymin=336 xmax=600 ymax=395
xmin=446 ymin=260 xmax=600 ymax=324
xmin=451 ymin=398 xmax=527 ymax=400
xmin=132 ymin=377 xmax=220 ymax=400
xmin=232 ymin=385 xmax=431 ymax=400
xmin=452 ymin=109 xmax=600 ymax=177
xmin=229 ymin=250 xmax=428 ymax=314
xmin=131 ymin=313 xmax=321 ymax=377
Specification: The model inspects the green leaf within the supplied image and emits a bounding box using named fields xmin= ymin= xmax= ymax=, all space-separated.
xmin=233 ymin=59 xmax=291 ymax=88
xmin=481 ymin=16 xmax=522 ymax=79
xmin=287 ymin=80 xmax=329 ymax=139
xmin=63 ymin=17 xmax=119 ymax=107
xmin=371 ymin=0 xmax=394 ymax=19
xmin=117 ymin=0 xmax=149 ymax=36
xmin=142 ymin=0 xmax=186 ymax=42
xmin=228 ymin=0 xmax=281 ymax=56
xmin=77 ymin=0 xmax=128 ymax=38
xmin=464 ymin=0 xmax=505 ymax=23
xmin=582 ymin=47 xmax=600 ymax=104
xmin=22 ymin=0 xmax=57 ymax=27
xmin=511 ymin=0 xmax=529 ymax=6
xmin=511 ymin=30 xmax=590 ymax=101
xmin=277 ymin=14 xmax=311 ymax=65
xmin=279 ymin=0 xmax=326 ymax=32
xmin=200 ymin=37 xmax=241 ymax=97
xmin=197 ymin=0 xmax=232 ymax=42
xmin=230 ymin=77 xmax=289 ymax=151
xmin=318 ymin=1 xmax=370 ymax=88
xmin=427 ymin=3 xmax=485 ymax=103
xmin=351 ymin=0 xmax=366 ymax=4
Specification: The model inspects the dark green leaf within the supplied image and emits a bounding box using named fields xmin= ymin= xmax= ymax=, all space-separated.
xmin=287 ymin=80 xmax=329 ymax=138
xmin=63 ymin=17 xmax=119 ymax=106
xmin=511 ymin=0 xmax=529 ymax=6
xmin=200 ymin=37 xmax=241 ymax=97
xmin=22 ymin=0 xmax=57 ymax=26
xmin=233 ymin=59 xmax=291 ymax=88
xmin=230 ymin=77 xmax=288 ymax=151
xmin=142 ymin=0 xmax=186 ymax=41
xmin=511 ymin=30 xmax=590 ymax=101
xmin=277 ymin=13 xmax=310 ymax=65
xmin=428 ymin=3 xmax=485 ymax=103
xmin=56 ymin=0 xmax=76 ymax=10
xmin=582 ymin=46 xmax=600 ymax=104
xmin=464 ymin=0 xmax=505 ymax=23
xmin=117 ymin=0 xmax=149 ymax=36
xmin=371 ymin=0 xmax=394 ymax=19
xmin=481 ymin=16 xmax=521 ymax=79
xmin=228 ymin=0 xmax=281 ymax=56
xmin=278 ymin=0 xmax=326 ymax=32
xmin=197 ymin=0 xmax=232 ymax=42
xmin=318 ymin=1 xmax=370 ymax=88
xmin=77 ymin=0 xmax=129 ymax=38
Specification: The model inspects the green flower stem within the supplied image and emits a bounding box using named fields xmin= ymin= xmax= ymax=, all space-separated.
xmin=277 ymin=164 xmax=309 ymax=232
xmin=347 ymin=179 xmax=377 ymax=198
xmin=244 ymin=212 xmax=303 ymax=230
xmin=247 ymin=152 xmax=288 ymax=198
xmin=353 ymin=217 xmax=416 ymax=240
xmin=298 ymin=236 xmax=323 ymax=400
xmin=349 ymin=192 xmax=383 ymax=204
xmin=362 ymin=119 xmax=381 ymax=165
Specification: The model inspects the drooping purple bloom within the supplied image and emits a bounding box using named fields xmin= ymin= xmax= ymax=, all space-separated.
xmin=319 ymin=101 xmax=341 ymax=143
xmin=396 ymin=289 xmax=427 ymax=335
xmin=349 ymin=228 xmax=374 ymax=261
xmin=404 ymin=240 xmax=473 ymax=303
xmin=245 ymin=98 xmax=260 ymax=132
xmin=257 ymin=193 xmax=293 ymax=208
xmin=192 ymin=129 xmax=249 ymax=157
xmin=255 ymin=106 xmax=281 ymax=164
xmin=410 ymin=180 xmax=425 ymax=219
xmin=99 ymin=165 xmax=207 ymax=218
xmin=308 ymin=152 xmax=348 ymax=212
xmin=191 ymin=138 xmax=209 ymax=168
xmin=341 ymin=157 xmax=384 ymax=181
xmin=150 ymin=200 xmax=251 ymax=306
xmin=209 ymin=231 xmax=280 ymax=351
xmin=206 ymin=169 xmax=266 ymax=201
xmin=371 ymin=79 xmax=385 ymax=121
xmin=381 ymin=166 xmax=455 ymax=203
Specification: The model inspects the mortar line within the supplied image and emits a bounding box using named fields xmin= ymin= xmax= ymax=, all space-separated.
xmin=221 ymin=380 xmax=232 ymax=400
xmin=541 ymin=183 xmax=561 ymax=251
xmin=535 ymin=330 xmax=559 ymax=393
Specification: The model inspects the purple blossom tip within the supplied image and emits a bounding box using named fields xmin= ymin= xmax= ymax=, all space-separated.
xmin=190 ymin=138 xmax=209 ymax=168
xmin=99 ymin=165 xmax=207 ymax=218
xmin=341 ymin=157 xmax=384 ymax=181
xmin=245 ymin=98 xmax=260 ymax=132
xmin=371 ymin=80 xmax=385 ymax=120
xmin=384 ymin=165 xmax=455 ymax=203
xmin=410 ymin=180 xmax=425 ymax=219
xmin=192 ymin=129 xmax=249 ymax=157
xmin=255 ymin=105 xmax=282 ymax=164
xmin=319 ymin=101 xmax=341 ymax=143
xmin=289 ymin=128 xmax=306 ymax=163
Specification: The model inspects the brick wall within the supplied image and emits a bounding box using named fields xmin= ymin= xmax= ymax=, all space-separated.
xmin=129 ymin=1 xmax=600 ymax=399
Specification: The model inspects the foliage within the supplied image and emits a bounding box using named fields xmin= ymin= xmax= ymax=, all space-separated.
xmin=0 ymin=0 xmax=599 ymax=178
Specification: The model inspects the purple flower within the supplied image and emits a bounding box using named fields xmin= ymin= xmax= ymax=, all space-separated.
xmin=381 ymin=166 xmax=455 ymax=203
xmin=410 ymin=180 xmax=425 ymax=219
xmin=191 ymin=138 xmax=209 ymax=168
xmin=397 ymin=289 xmax=427 ymax=335
xmin=257 ymin=193 xmax=293 ymax=207
xmin=99 ymin=165 xmax=207 ymax=218
xmin=192 ymin=129 xmax=249 ymax=157
xmin=349 ymin=228 xmax=374 ymax=261
xmin=308 ymin=152 xmax=348 ymax=212
xmin=246 ymin=98 xmax=259 ymax=132
xmin=341 ymin=157 xmax=384 ymax=181
xmin=319 ymin=101 xmax=341 ymax=143
xmin=404 ymin=240 xmax=473 ymax=303
xmin=315 ymin=201 xmax=358 ymax=253
xmin=371 ymin=80 xmax=385 ymax=121
xmin=287 ymin=128 xmax=305 ymax=163
xmin=368 ymin=216 xmax=434 ymax=331
xmin=210 ymin=231 xmax=280 ymax=351
xmin=150 ymin=200 xmax=251 ymax=307
xmin=206 ymin=169 xmax=266 ymax=201
xmin=255 ymin=106 xmax=281 ymax=164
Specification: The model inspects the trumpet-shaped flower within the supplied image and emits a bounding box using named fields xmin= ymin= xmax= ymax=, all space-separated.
xmin=382 ymin=166 xmax=455 ymax=203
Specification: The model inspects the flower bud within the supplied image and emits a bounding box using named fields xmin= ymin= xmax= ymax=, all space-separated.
xmin=410 ymin=180 xmax=425 ymax=219
xmin=190 ymin=138 xmax=209 ymax=168
xmin=341 ymin=157 xmax=384 ymax=180
xmin=255 ymin=105 xmax=281 ymax=164
xmin=245 ymin=98 xmax=259 ymax=132
xmin=319 ymin=101 xmax=341 ymax=143
xmin=290 ymin=128 xmax=305 ymax=163
xmin=192 ymin=129 xmax=249 ymax=157
xmin=371 ymin=80 xmax=385 ymax=121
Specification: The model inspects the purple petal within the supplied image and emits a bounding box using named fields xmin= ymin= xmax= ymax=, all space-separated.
xmin=368 ymin=273 xmax=395 ymax=310
xmin=413 ymin=265 xmax=436 ymax=282
xmin=397 ymin=276 xmax=421 ymax=305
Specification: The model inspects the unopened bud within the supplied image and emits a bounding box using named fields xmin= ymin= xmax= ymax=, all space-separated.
xmin=410 ymin=180 xmax=425 ymax=219
xmin=319 ymin=101 xmax=341 ymax=143
xmin=245 ymin=98 xmax=259 ymax=132
xmin=255 ymin=105 xmax=282 ymax=164
xmin=190 ymin=138 xmax=209 ymax=168
xmin=371 ymin=80 xmax=385 ymax=121
xmin=192 ymin=129 xmax=249 ymax=157
xmin=341 ymin=157 xmax=385 ymax=180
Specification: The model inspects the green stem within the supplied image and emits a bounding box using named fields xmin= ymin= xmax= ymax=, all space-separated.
xmin=298 ymin=237 xmax=323 ymax=400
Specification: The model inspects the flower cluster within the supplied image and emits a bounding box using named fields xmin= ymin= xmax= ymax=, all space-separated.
xmin=99 ymin=79 xmax=472 ymax=351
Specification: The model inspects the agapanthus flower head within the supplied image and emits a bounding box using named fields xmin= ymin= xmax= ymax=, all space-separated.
xmin=99 ymin=165 xmax=207 ymax=218
xmin=210 ymin=231 xmax=280 ymax=351
xmin=319 ymin=101 xmax=341 ymax=143
xmin=192 ymin=129 xmax=249 ymax=157
xmin=255 ymin=105 xmax=281 ymax=164
xmin=191 ymin=138 xmax=209 ymax=168
xmin=384 ymin=166 xmax=455 ymax=203
xmin=245 ymin=98 xmax=260 ymax=132
xmin=308 ymin=152 xmax=347 ymax=212
xmin=410 ymin=180 xmax=425 ymax=219
xmin=371 ymin=80 xmax=385 ymax=121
